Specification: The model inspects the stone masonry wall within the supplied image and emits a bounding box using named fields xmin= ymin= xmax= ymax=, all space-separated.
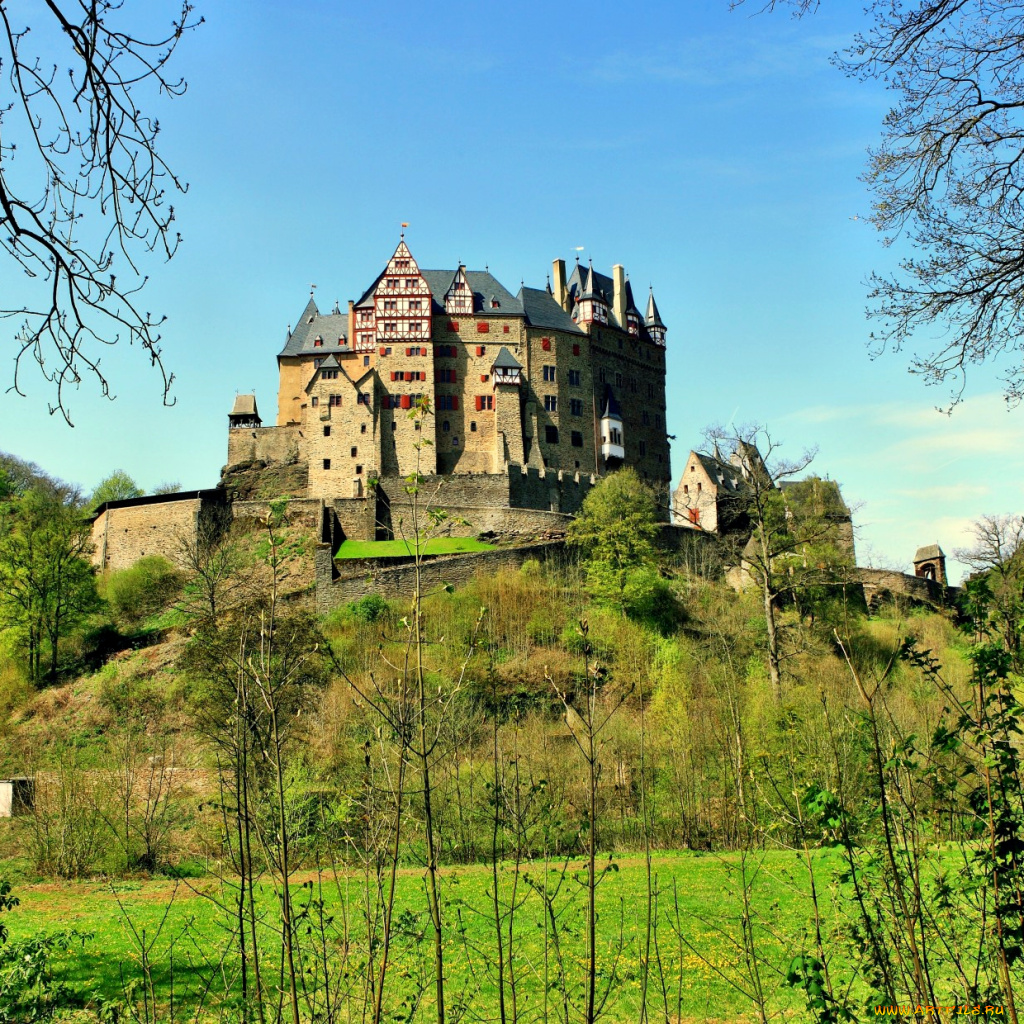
xmin=315 ymin=540 xmax=566 ymax=614
xmin=92 ymin=498 xmax=205 ymax=571
xmin=227 ymin=424 xmax=305 ymax=469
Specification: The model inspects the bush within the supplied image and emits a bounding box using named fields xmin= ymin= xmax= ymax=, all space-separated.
xmin=103 ymin=556 xmax=183 ymax=627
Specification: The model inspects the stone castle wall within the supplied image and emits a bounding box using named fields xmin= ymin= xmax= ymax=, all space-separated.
xmin=91 ymin=493 xmax=225 ymax=572
xmin=227 ymin=425 xmax=304 ymax=469
xmin=315 ymin=540 xmax=566 ymax=614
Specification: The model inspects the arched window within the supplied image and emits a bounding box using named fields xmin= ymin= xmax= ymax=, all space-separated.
xmin=452 ymin=436 xmax=460 ymax=447
xmin=442 ymin=420 xmax=450 ymax=432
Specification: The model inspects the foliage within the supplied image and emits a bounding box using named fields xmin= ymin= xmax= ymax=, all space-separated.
xmin=0 ymin=485 xmax=99 ymax=681
xmin=102 ymin=555 xmax=183 ymax=628
xmin=89 ymin=471 xmax=144 ymax=510
xmin=568 ymin=468 xmax=662 ymax=609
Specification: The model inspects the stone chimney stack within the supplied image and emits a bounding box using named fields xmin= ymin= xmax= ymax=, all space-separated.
xmin=612 ymin=264 xmax=627 ymax=328
xmin=552 ymin=259 xmax=568 ymax=312
xmin=347 ymin=300 xmax=355 ymax=347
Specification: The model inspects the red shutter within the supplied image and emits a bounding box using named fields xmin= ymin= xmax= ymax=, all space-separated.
xmin=476 ymin=346 xmax=484 ymax=356
xmin=451 ymin=396 xmax=458 ymax=411
xmin=573 ymin=344 xmax=580 ymax=356
xmin=390 ymin=371 xmax=395 ymax=381
xmin=480 ymin=374 xmax=488 ymax=382
xmin=475 ymin=395 xmax=483 ymax=411
xmin=503 ymin=325 xmax=510 ymax=334
xmin=477 ymin=322 xmax=489 ymax=333
xmin=451 ymin=371 xmax=457 ymax=383
xmin=449 ymin=321 xmax=459 ymax=332
xmin=380 ymin=346 xmax=387 ymax=356
xmin=542 ymin=338 xmax=551 ymax=351
xmin=401 ymin=395 xmax=411 ymax=409
xmin=382 ymin=395 xmax=391 ymax=409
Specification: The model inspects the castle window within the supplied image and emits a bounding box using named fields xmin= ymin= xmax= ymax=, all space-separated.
xmin=476 ymin=345 xmax=486 ymax=356
xmin=571 ymin=430 xmax=583 ymax=448
xmin=392 ymin=421 xmax=397 ymax=430
xmin=470 ymin=421 xmax=477 ymax=432
xmin=361 ymin=423 xmax=367 ymax=433
xmin=351 ymin=447 xmax=357 ymax=457
xmin=475 ymin=395 xmax=493 ymax=411
xmin=697 ymin=483 xmax=702 ymax=494
xmin=410 ymin=299 xmax=421 ymax=310
xmin=364 ymin=356 xmax=370 ymax=366
xmin=570 ymin=399 xmax=583 ymax=416
xmin=384 ymin=300 xmax=397 ymax=311
xmin=599 ymin=369 xmax=606 ymax=384
xmin=405 ymin=279 xmax=416 ymax=288
xmin=449 ymin=322 xmax=460 ymax=332
xmin=683 ymin=485 xmax=688 ymax=495
xmin=356 ymin=465 xmax=363 ymax=474
xmin=655 ymin=415 xmax=662 ymax=428
xmin=640 ymin=440 xmax=647 ymax=456
xmin=543 ymin=365 xmax=556 ymax=382
xmin=442 ymin=420 xmax=450 ymax=432
xmin=452 ymin=436 xmax=459 ymax=446
xmin=544 ymin=395 xmax=557 ymax=412
xmin=642 ymin=411 xmax=650 ymax=425
xmin=311 ymin=397 xmax=319 ymax=407
xmin=410 ymin=322 xmax=421 ymax=332
xmin=314 ymin=337 xmax=323 ymax=348
xmin=314 ymin=358 xmax=323 ymax=369
xmin=477 ymin=322 xmax=489 ymax=333
xmin=575 ymin=460 xmax=580 ymax=468
xmin=541 ymin=338 xmax=551 ymax=351
xmin=568 ymin=370 xmax=581 ymax=386
xmin=358 ymin=393 xmax=369 ymax=404
xmin=323 ymin=459 xmax=331 ymax=470
xmin=323 ymin=426 xmax=330 ymax=437
xmin=329 ymin=394 xmax=341 ymax=406
xmin=545 ymin=425 xmax=559 ymax=444
xmin=615 ymin=373 xmax=622 ymax=387
xmin=503 ymin=325 xmax=510 ymax=333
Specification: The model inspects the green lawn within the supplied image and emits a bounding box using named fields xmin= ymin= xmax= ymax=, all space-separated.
xmin=336 ymin=536 xmax=496 ymax=558
xmin=5 ymin=850 xmax=850 ymax=1022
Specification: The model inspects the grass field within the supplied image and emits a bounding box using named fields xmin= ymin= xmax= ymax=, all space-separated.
xmin=335 ymin=537 xmax=496 ymax=559
xmin=5 ymin=850 xmax=851 ymax=1022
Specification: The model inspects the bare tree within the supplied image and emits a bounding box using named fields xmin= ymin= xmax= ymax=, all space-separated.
xmin=0 ymin=1 xmax=202 ymax=422
xmin=734 ymin=0 xmax=1024 ymax=405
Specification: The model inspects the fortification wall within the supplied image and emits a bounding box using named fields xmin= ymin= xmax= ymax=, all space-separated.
xmin=232 ymin=498 xmax=324 ymax=530
xmin=854 ymin=567 xmax=951 ymax=608
xmin=508 ymin=464 xmax=596 ymax=515
xmin=315 ymin=540 xmax=565 ymax=613
xmin=227 ymin=425 xmax=304 ymax=469
xmin=91 ymin=498 xmax=208 ymax=571
xmin=333 ymin=497 xmax=378 ymax=543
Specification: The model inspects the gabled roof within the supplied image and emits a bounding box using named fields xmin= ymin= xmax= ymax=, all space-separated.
xmin=279 ymin=296 xmax=349 ymax=357
xmin=492 ymin=346 xmax=522 ymax=370
xmin=518 ymin=286 xmax=585 ymax=334
xmin=691 ymin=451 xmax=746 ymax=493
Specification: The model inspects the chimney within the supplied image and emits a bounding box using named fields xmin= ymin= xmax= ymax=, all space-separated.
xmin=612 ymin=264 xmax=626 ymax=328
xmin=347 ymin=300 xmax=355 ymax=349
xmin=552 ymin=259 xmax=568 ymax=312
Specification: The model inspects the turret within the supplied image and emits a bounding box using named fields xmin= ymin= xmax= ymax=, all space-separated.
xmin=624 ymin=279 xmax=642 ymax=337
xmin=599 ymin=386 xmax=624 ymax=465
xmin=577 ymin=261 xmax=609 ymax=326
xmin=645 ymin=288 xmax=666 ymax=346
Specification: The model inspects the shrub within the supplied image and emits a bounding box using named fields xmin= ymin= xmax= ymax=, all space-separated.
xmin=103 ymin=556 xmax=183 ymax=627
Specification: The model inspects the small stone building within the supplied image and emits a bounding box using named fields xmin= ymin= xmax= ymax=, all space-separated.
xmin=672 ymin=449 xmax=750 ymax=536
xmin=914 ymin=544 xmax=947 ymax=585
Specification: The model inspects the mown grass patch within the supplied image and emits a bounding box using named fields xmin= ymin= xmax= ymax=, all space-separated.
xmin=336 ymin=537 xmax=496 ymax=559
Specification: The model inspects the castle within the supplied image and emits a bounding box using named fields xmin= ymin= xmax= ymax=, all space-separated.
xmin=227 ymin=237 xmax=672 ymax=511
xmin=91 ymin=238 xmax=674 ymax=581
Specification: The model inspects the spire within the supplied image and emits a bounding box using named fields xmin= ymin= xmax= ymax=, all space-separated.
xmin=300 ymin=294 xmax=319 ymax=325
xmin=624 ymin=277 xmax=640 ymax=315
xmin=645 ymin=288 xmax=665 ymax=328
xmin=546 ymin=274 xmax=552 ymax=294
xmin=582 ymin=260 xmax=599 ymax=300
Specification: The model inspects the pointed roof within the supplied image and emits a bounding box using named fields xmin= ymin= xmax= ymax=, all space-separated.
xmin=279 ymin=296 xmax=348 ymax=357
xmin=581 ymin=262 xmax=606 ymax=304
xmin=914 ymin=544 xmax=945 ymax=562
xmin=518 ymin=286 xmax=584 ymax=334
xmin=230 ymin=394 xmax=259 ymax=418
xmin=624 ymin=279 xmax=641 ymax=316
xmin=645 ymin=289 xmax=665 ymax=329
xmin=316 ymin=354 xmax=341 ymax=371
xmin=600 ymin=385 xmax=622 ymax=421
xmin=491 ymin=346 xmax=522 ymax=370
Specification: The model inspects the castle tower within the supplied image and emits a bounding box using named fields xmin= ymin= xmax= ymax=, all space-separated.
xmin=913 ymin=544 xmax=947 ymax=585
xmin=645 ymin=288 xmax=666 ymax=346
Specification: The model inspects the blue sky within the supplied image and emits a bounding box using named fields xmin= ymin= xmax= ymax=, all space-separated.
xmin=2 ymin=0 xmax=1021 ymax=582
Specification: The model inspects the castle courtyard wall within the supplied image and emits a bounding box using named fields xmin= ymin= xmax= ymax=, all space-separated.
xmin=227 ymin=425 xmax=305 ymax=469
xmin=91 ymin=496 xmax=218 ymax=572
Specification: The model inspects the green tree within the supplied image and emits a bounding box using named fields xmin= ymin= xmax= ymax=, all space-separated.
xmin=568 ymin=468 xmax=662 ymax=609
xmin=89 ymin=470 xmax=143 ymax=509
xmin=0 ymin=487 xmax=98 ymax=681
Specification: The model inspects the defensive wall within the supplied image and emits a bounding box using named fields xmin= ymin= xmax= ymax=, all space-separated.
xmin=90 ymin=490 xmax=226 ymax=572
xmin=314 ymin=539 xmax=566 ymax=614
xmin=227 ymin=425 xmax=304 ymax=468
xmin=853 ymin=567 xmax=953 ymax=609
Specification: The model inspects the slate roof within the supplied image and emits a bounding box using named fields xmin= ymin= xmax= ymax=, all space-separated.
xmin=230 ymin=394 xmax=259 ymax=418
xmin=518 ymin=286 xmax=585 ymax=334
xmin=492 ymin=346 xmax=523 ymax=370
xmin=278 ymin=298 xmax=350 ymax=357
xmin=646 ymin=290 xmax=665 ymax=329
xmin=914 ymin=544 xmax=945 ymax=562
xmin=567 ymin=261 xmax=616 ymax=311
xmin=601 ymin=385 xmax=623 ymax=420
xmin=420 ymin=269 xmax=523 ymax=316
xmin=693 ymin=452 xmax=745 ymax=493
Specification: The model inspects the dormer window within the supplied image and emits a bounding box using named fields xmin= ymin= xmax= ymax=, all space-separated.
xmin=314 ymin=337 xmax=323 ymax=347
xmin=491 ymin=299 xmax=499 ymax=309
